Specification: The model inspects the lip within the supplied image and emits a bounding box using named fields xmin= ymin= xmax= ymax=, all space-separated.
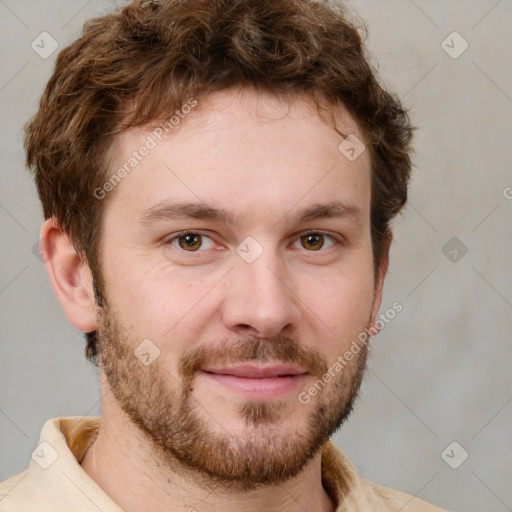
xmin=201 ymin=363 xmax=309 ymax=399
xmin=203 ymin=363 xmax=308 ymax=378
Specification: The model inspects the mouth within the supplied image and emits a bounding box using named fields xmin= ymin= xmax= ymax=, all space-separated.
xmin=200 ymin=363 xmax=309 ymax=399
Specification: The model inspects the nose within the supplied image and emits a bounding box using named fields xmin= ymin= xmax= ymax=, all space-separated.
xmin=221 ymin=247 xmax=301 ymax=339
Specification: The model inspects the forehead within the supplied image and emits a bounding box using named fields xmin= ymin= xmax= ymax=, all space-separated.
xmin=103 ymin=87 xmax=371 ymax=226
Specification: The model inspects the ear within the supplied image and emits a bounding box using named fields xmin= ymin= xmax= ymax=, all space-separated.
xmin=39 ymin=217 xmax=97 ymax=332
xmin=368 ymin=235 xmax=391 ymax=335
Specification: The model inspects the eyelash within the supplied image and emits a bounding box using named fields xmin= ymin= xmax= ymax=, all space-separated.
xmin=162 ymin=230 xmax=342 ymax=253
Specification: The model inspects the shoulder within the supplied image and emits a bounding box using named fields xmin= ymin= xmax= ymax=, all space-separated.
xmin=0 ymin=416 xmax=107 ymax=512
xmin=361 ymin=478 xmax=450 ymax=512
xmin=321 ymin=441 xmax=449 ymax=511
xmin=0 ymin=470 xmax=31 ymax=511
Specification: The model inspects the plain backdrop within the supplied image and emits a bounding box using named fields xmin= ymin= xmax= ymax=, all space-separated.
xmin=1 ymin=1 xmax=511 ymax=511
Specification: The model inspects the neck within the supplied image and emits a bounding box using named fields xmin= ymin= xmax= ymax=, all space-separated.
xmin=81 ymin=385 xmax=335 ymax=512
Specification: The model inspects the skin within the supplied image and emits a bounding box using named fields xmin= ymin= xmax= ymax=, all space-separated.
xmin=41 ymin=87 xmax=390 ymax=512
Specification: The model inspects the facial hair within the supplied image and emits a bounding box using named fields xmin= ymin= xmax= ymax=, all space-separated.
xmin=95 ymin=300 xmax=368 ymax=492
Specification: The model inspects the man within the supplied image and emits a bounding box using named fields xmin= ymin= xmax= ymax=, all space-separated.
xmin=0 ymin=0 xmax=447 ymax=510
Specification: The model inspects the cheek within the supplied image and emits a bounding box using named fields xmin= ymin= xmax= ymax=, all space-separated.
xmin=297 ymin=260 xmax=375 ymax=358
xmin=101 ymin=250 xmax=218 ymax=341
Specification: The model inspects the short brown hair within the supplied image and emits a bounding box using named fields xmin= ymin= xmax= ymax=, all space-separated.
xmin=24 ymin=0 xmax=414 ymax=364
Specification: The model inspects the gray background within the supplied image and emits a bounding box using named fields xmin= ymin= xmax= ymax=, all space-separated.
xmin=1 ymin=1 xmax=511 ymax=511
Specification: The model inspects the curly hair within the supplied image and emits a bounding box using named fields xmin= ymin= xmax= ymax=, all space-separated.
xmin=24 ymin=0 xmax=414 ymax=364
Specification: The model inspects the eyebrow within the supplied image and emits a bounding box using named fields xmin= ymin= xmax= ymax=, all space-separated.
xmin=139 ymin=200 xmax=363 ymax=227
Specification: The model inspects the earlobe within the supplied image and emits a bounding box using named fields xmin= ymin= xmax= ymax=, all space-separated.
xmin=40 ymin=217 xmax=97 ymax=333
xmin=368 ymin=236 xmax=392 ymax=335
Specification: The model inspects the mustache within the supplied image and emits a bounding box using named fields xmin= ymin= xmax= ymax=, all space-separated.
xmin=178 ymin=335 xmax=328 ymax=381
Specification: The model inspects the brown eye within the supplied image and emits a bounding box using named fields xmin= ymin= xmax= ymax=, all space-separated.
xmin=300 ymin=233 xmax=325 ymax=251
xmin=165 ymin=232 xmax=216 ymax=253
xmin=177 ymin=233 xmax=203 ymax=251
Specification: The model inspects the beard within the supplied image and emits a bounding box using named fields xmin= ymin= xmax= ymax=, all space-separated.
xmin=95 ymin=299 xmax=368 ymax=492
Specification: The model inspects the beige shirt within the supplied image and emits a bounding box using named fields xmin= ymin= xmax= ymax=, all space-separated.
xmin=0 ymin=417 xmax=447 ymax=511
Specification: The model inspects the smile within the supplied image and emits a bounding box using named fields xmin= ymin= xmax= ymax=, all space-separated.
xmin=201 ymin=363 xmax=309 ymax=399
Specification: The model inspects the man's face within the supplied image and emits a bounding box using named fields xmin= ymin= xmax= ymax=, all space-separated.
xmin=93 ymin=88 xmax=381 ymax=489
